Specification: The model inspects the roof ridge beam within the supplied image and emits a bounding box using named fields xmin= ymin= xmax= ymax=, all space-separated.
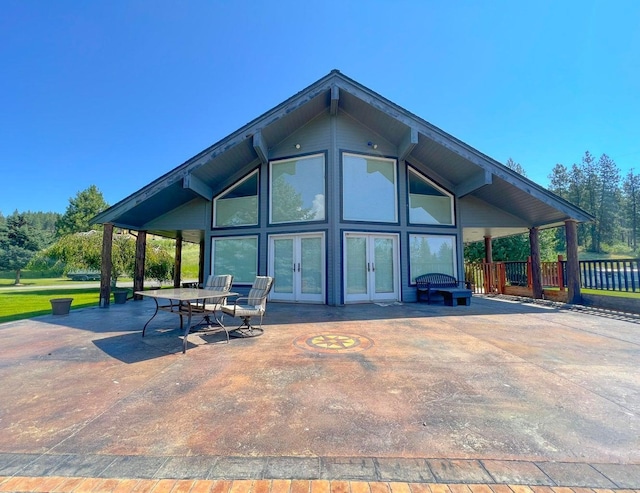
xmin=330 ymin=85 xmax=339 ymax=115
xmin=183 ymin=174 xmax=213 ymax=200
xmin=253 ymin=131 xmax=269 ymax=165
xmin=399 ymin=127 xmax=418 ymax=162
xmin=455 ymin=169 xmax=493 ymax=197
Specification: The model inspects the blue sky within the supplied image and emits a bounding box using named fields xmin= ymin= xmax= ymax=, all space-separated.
xmin=1 ymin=0 xmax=638 ymax=215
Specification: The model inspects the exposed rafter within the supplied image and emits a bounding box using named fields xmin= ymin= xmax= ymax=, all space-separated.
xmin=399 ymin=127 xmax=418 ymax=162
xmin=182 ymin=174 xmax=213 ymax=200
xmin=455 ymin=169 xmax=493 ymax=197
xmin=330 ymin=85 xmax=340 ymax=116
xmin=253 ymin=131 xmax=269 ymax=165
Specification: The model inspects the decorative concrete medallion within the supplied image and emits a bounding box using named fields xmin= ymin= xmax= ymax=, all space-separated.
xmin=293 ymin=333 xmax=374 ymax=353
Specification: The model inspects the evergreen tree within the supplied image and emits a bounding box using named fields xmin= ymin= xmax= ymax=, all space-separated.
xmin=622 ymin=169 xmax=640 ymax=251
xmin=0 ymin=213 xmax=43 ymax=284
xmin=56 ymin=185 xmax=109 ymax=236
xmin=595 ymin=154 xmax=620 ymax=252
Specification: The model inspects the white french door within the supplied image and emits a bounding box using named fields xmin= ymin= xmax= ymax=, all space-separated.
xmin=344 ymin=232 xmax=399 ymax=303
xmin=269 ymin=233 xmax=325 ymax=303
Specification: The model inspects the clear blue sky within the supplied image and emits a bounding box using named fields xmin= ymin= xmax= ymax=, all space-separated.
xmin=1 ymin=0 xmax=638 ymax=215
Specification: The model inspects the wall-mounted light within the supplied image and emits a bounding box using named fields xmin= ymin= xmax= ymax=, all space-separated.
xmin=295 ymin=143 xmax=301 ymax=149
xmin=367 ymin=141 xmax=378 ymax=150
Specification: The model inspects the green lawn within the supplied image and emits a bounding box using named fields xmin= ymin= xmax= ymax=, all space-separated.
xmin=0 ymin=287 xmax=103 ymax=323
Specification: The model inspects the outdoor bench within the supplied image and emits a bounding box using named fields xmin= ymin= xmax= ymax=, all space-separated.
xmin=415 ymin=273 xmax=472 ymax=306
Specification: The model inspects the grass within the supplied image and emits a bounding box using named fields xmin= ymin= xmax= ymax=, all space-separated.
xmin=544 ymin=286 xmax=640 ymax=299
xmin=0 ymin=288 xmax=103 ymax=323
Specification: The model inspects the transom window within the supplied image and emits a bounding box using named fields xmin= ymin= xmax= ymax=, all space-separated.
xmin=270 ymin=154 xmax=325 ymax=224
xmin=408 ymin=167 xmax=454 ymax=225
xmin=343 ymin=153 xmax=397 ymax=223
xmin=409 ymin=234 xmax=457 ymax=283
xmin=213 ymin=170 xmax=258 ymax=228
xmin=211 ymin=236 xmax=258 ymax=284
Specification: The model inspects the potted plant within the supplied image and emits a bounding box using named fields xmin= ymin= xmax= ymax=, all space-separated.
xmin=50 ymin=298 xmax=73 ymax=315
xmin=112 ymin=288 xmax=129 ymax=304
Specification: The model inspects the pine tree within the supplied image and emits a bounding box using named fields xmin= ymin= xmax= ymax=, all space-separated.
xmin=622 ymin=169 xmax=640 ymax=251
xmin=0 ymin=213 xmax=43 ymax=284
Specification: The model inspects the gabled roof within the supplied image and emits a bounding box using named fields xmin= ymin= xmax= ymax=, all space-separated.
xmin=94 ymin=70 xmax=592 ymax=243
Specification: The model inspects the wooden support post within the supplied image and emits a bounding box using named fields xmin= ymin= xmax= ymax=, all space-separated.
xmin=529 ymin=227 xmax=543 ymax=299
xmin=99 ymin=224 xmax=114 ymax=308
xmin=565 ymin=219 xmax=582 ymax=304
xmin=557 ymin=254 xmax=565 ymax=291
xmin=199 ymin=238 xmax=205 ymax=286
xmin=484 ymin=236 xmax=493 ymax=264
xmin=498 ymin=262 xmax=506 ymax=294
xmin=173 ymin=236 xmax=183 ymax=288
xmin=134 ymin=231 xmax=147 ymax=300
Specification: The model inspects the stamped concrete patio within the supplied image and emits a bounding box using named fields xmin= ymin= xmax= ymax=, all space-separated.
xmin=0 ymin=295 xmax=639 ymax=490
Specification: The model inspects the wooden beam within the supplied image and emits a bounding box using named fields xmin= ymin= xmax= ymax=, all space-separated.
xmin=253 ymin=131 xmax=269 ymax=165
xmin=199 ymin=238 xmax=205 ymax=286
xmin=399 ymin=127 xmax=418 ymax=162
xmin=99 ymin=224 xmax=114 ymax=308
xmin=529 ymin=227 xmax=543 ymax=299
xmin=565 ymin=219 xmax=582 ymax=304
xmin=174 ymin=236 xmax=183 ymax=288
xmin=484 ymin=236 xmax=493 ymax=263
xmin=133 ymin=231 xmax=147 ymax=300
xmin=182 ymin=174 xmax=213 ymax=200
xmin=455 ymin=170 xmax=493 ymax=197
xmin=330 ymin=85 xmax=339 ymax=115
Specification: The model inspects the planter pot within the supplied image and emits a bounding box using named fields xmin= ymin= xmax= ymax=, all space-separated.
xmin=113 ymin=290 xmax=128 ymax=304
xmin=50 ymin=298 xmax=73 ymax=315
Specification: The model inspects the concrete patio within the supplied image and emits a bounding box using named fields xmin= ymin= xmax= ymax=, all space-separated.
xmin=0 ymin=295 xmax=639 ymax=489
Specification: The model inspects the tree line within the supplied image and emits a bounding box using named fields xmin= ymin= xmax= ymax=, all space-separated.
xmin=548 ymin=151 xmax=639 ymax=253
xmin=466 ymin=154 xmax=639 ymax=263
xmin=0 ymin=185 xmax=174 ymax=285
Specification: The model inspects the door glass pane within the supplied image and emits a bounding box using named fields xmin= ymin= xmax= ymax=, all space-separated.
xmin=273 ymin=238 xmax=294 ymax=294
xmin=301 ymin=237 xmax=322 ymax=295
xmin=343 ymin=154 xmax=397 ymax=222
xmin=408 ymin=168 xmax=453 ymax=225
xmin=374 ymin=238 xmax=394 ymax=293
xmin=346 ymin=237 xmax=367 ymax=294
xmin=214 ymin=171 xmax=258 ymax=227
xmin=212 ymin=237 xmax=257 ymax=284
xmin=409 ymin=234 xmax=456 ymax=282
xmin=271 ymin=154 xmax=325 ymax=223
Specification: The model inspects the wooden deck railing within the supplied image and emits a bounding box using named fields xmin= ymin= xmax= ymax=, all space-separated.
xmin=465 ymin=256 xmax=640 ymax=294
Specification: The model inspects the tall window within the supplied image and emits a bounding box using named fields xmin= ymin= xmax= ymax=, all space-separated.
xmin=409 ymin=234 xmax=456 ymax=283
xmin=270 ymin=154 xmax=325 ymax=224
xmin=213 ymin=170 xmax=258 ymax=228
xmin=408 ymin=168 xmax=454 ymax=225
xmin=343 ymin=153 xmax=397 ymax=222
xmin=211 ymin=236 xmax=258 ymax=284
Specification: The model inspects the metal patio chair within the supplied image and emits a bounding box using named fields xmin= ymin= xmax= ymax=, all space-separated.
xmin=192 ymin=274 xmax=234 ymax=341
xmin=220 ymin=276 xmax=274 ymax=338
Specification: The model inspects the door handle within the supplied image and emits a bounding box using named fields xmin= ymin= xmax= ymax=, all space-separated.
xmin=297 ymin=263 xmax=301 ymax=272
xmin=372 ymin=263 xmax=375 ymax=272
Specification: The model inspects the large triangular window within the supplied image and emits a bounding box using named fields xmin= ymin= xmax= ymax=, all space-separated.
xmin=408 ymin=167 xmax=454 ymax=225
xmin=213 ymin=170 xmax=259 ymax=228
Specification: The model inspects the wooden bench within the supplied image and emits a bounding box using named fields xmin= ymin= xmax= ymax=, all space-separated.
xmin=415 ymin=273 xmax=472 ymax=306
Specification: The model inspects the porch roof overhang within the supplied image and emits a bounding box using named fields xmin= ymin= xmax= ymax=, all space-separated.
xmin=93 ymin=70 xmax=593 ymax=244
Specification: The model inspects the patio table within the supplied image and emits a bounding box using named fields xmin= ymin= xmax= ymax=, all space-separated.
xmin=135 ymin=288 xmax=237 ymax=353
